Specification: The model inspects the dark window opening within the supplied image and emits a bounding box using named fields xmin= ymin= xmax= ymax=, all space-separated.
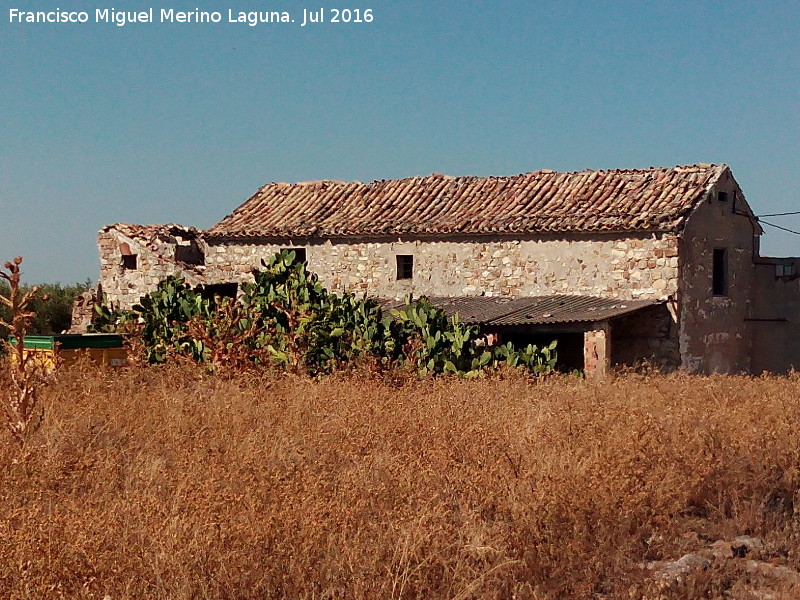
xmin=396 ymin=255 xmax=413 ymax=280
xmin=286 ymin=247 xmax=307 ymax=264
xmin=717 ymin=191 xmax=729 ymax=203
xmin=198 ymin=283 xmax=239 ymax=302
xmin=122 ymin=254 xmax=138 ymax=270
xmin=176 ymin=243 xmax=205 ymax=265
xmin=712 ymin=248 xmax=728 ymax=296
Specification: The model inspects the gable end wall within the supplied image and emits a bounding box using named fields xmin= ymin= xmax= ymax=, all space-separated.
xmin=678 ymin=171 xmax=757 ymax=373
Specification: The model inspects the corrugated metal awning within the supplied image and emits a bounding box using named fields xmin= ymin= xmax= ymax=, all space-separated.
xmin=380 ymin=295 xmax=661 ymax=326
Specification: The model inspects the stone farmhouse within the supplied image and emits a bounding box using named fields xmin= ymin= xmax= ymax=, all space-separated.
xmin=94 ymin=164 xmax=800 ymax=376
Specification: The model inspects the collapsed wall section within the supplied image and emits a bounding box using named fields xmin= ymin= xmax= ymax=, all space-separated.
xmin=98 ymin=225 xmax=206 ymax=311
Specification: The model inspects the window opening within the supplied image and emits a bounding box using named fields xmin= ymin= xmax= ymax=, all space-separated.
xmin=175 ymin=243 xmax=204 ymax=265
xmin=396 ymin=255 xmax=414 ymax=280
xmin=287 ymin=247 xmax=307 ymax=264
xmin=712 ymin=248 xmax=728 ymax=296
xmin=122 ymin=254 xmax=138 ymax=270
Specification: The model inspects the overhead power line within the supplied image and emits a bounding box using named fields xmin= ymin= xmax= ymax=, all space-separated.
xmin=758 ymin=219 xmax=800 ymax=237
xmin=756 ymin=211 xmax=800 ymax=218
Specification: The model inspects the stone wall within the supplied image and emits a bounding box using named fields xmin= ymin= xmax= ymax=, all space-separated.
xmin=610 ymin=303 xmax=680 ymax=371
xmin=202 ymin=232 xmax=681 ymax=301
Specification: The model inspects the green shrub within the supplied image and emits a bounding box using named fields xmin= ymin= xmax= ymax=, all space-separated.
xmin=133 ymin=276 xmax=208 ymax=363
xmin=239 ymin=250 xmax=394 ymax=373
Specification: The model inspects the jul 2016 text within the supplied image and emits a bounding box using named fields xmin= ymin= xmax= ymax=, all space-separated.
xmin=7 ymin=8 xmax=375 ymax=27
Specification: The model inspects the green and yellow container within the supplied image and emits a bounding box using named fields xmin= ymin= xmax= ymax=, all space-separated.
xmin=9 ymin=334 xmax=127 ymax=369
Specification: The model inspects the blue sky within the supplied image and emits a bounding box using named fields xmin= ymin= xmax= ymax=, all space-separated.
xmin=1 ymin=0 xmax=799 ymax=283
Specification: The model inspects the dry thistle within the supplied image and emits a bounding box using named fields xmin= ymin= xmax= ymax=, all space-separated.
xmin=0 ymin=256 xmax=46 ymax=445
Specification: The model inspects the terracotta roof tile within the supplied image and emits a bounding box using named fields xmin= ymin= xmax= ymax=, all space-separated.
xmin=101 ymin=223 xmax=200 ymax=244
xmin=206 ymin=164 xmax=726 ymax=239
xmin=101 ymin=223 xmax=202 ymax=268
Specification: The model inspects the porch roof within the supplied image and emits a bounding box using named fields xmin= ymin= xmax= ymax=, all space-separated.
xmin=381 ymin=295 xmax=662 ymax=326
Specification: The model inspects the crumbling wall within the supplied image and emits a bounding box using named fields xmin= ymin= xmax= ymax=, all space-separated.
xmin=678 ymin=170 xmax=757 ymax=374
xmin=98 ymin=228 xmax=205 ymax=311
xmin=203 ymin=232 xmax=680 ymax=301
xmin=69 ymin=288 xmax=99 ymax=333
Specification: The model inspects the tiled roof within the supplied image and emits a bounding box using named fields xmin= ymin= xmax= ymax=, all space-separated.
xmin=206 ymin=164 xmax=727 ymax=239
xmin=381 ymin=295 xmax=661 ymax=326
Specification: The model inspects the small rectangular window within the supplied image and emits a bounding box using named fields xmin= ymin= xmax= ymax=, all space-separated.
xmin=396 ymin=255 xmax=413 ymax=280
xmin=122 ymin=254 xmax=138 ymax=270
xmin=287 ymin=247 xmax=307 ymax=264
xmin=717 ymin=191 xmax=729 ymax=203
xmin=712 ymin=248 xmax=727 ymax=296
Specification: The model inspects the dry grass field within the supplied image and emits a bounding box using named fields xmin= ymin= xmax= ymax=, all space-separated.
xmin=2 ymin=364 xmax=800 ymax=599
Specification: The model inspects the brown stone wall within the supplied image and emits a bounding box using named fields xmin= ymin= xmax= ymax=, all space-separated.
xmin=202 ymin=232 xmax=680 ymax=301
xmin=678 ymin=170 xmax=758 ymax=374
xmin=610 ymin=303 xmax=680 ymax=371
